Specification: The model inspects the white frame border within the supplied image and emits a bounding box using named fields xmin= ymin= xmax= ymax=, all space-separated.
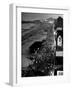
xmin=9 ymin=4 xmax=70 ymax=86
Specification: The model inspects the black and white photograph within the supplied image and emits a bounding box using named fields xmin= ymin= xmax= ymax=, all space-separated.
xmin=21 ymin=12 xmax=63 ymax=77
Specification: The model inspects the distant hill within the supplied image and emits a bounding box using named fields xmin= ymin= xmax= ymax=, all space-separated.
xmin=22 ymin=20 xmax=41 ymax=24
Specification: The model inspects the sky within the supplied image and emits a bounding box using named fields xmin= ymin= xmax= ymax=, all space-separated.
xmin=22 ymin=12 xmax=63 ymax=21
